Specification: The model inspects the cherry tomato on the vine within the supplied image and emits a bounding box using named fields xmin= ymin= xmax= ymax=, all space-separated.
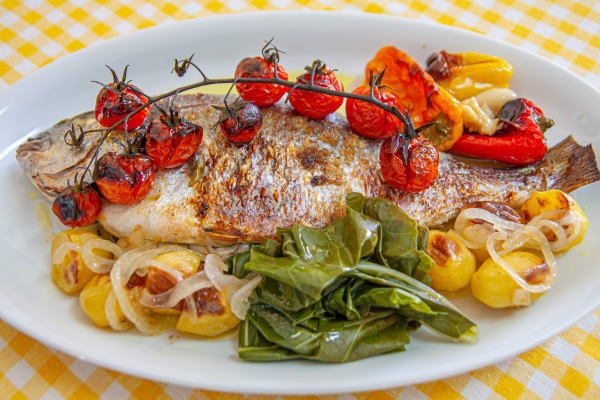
xmin=235 ymin=57 xmax=289 ymax=107
xmin=95 ymin=152 xmax=155 ymax=205
xmin=217 ymin=101 xmax=263 ymax=144
xmin=94 ymin=66 xmax=150 ymax=131
xmin=346 ymin=85 xmax=399 ymax=139
xmin=380 ymin=135 xmax=439 ymax=193
xmin=288 ymin=61 xmax=344 ymax=120
xmin=145 ymin=115 xmax=203 ymax=169
xmin=52 ymin=185 xmax=102 ymax=228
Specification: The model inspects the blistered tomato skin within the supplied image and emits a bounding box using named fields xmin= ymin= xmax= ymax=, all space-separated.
xmin=94 ymin=84 xmax=150 ymax=130
xmin=145 ymin=116 xmax=203 ymax=169
xmin=346 ymin=86 xmax=399 ymax=139
xmin=95 ymin=153 xmax=155 ymax=205
xmin=219 ymin=103 xmax=263 ymax=144
xmin=52 ymin=186 xmax=102 ymax=228
xmin=380 ymin=136 xmax=439 ymax=193
xmin=288 ymin=67 xmax=344 ymax=119
xmin=235 ymin=57 xmax=289 ymax=107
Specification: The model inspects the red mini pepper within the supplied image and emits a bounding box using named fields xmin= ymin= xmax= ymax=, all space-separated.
xmin=451 ymin=98 xmax=554 ymax=165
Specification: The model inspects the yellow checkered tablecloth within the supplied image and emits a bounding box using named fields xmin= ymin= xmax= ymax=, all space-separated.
xmin=1 ymin=0 xmax=600 ymax=399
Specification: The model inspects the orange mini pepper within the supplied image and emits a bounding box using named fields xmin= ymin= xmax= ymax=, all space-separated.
xmin=365 ymin=46 xmax=463 ymax=151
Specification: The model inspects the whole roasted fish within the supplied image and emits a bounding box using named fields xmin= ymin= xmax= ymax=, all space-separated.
xmin=16 ymin=93 xmax=600 ymax=244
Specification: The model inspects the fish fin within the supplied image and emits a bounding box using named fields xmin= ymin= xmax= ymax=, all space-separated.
xmin=548 ymin=136 xmax=600 ymax=193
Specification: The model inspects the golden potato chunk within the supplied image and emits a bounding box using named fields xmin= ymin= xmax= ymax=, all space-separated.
xmin=51 ymin=229 xmax=109 ymax=294
xmin=520 ymin=190 xmax=588 ymax=251
xmin=471 ymin=251 xmax=548 ymax=308
xmin=427 ymin=230 xmax=476 ymax=291
xmin=176 ymin=287 xmax=240 ymax=337
xmin=79 ymin=274 xmax=127 ymax=328
xmin=146 ymin=250 xmax=201 ymax=315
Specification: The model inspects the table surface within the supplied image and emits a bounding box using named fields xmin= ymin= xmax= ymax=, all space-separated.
xmin=1 ymin=0 xmax=600 ymax=399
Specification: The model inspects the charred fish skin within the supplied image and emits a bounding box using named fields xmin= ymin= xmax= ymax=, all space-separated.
xmin=16 ymin=93 xmax=600 ymax=244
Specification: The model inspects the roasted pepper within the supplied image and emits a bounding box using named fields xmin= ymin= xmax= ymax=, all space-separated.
xmin=451 ymin=98 xmax=554 ymax=165
xmin=366 ymin=46 xmax=463 ymax=151
xmin=426 ymin=51 xmax=513 ymax=101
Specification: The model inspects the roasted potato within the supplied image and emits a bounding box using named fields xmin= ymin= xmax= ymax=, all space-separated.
xmin=427 ymin=230 xmax=476 ymax=291
xmin=471 ymin=251 xmax=548 ymax=308
xmin=79 ymin=274 xmax=127 ymax=328
xmin=51 ymin=229 xmax=109 ymax=294
xmin=520 ymin=190 xmax=588 ymax=251
xmin=146 ymin=250 xmax=201 ymax=315
xmin=176 ymin=287 xmax=240 ymax=337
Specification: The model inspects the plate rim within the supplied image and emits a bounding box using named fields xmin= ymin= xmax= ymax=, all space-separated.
xmin=0 ymin=10 xmax=599 ymax=394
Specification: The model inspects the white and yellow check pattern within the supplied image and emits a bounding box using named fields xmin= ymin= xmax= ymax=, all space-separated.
xmin=1 ymin=1 xmax=600 ymax=399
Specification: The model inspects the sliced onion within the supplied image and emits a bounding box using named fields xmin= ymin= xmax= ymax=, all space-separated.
xmin=82 ymin=239 xmax=123 ymax=274
xmin=188 ymin=243 xmax=250 ymax=259
xmin=529 ymin=210 xmax=581 ymax=250
xmin=461 ymin=224 xmax=495 ymax=249
xmin=138 ymin=271 xmax=212 ymax=309
xmin=455 ymin=208 xmax=523 ymax=234
xmin=105 ymin=291 xmax=132 ymax=331
xmin=110 ymin=245 xmax=183 ymax=335
xmin=531 ymin=219 xmax=567 ymax=251
xmin=230 ymin=273 xmax=261 ymax=320
xmin=51 ymin=242 xmax=81 ymax=264
xmin=204 ymin=253 xmax=229 ymax=290
xmin=512 ymin=289 xmax=532 ymax=307
xmin=486 ymin=231 xmax=555 ymax=293
xmin=185 ymin=295 xmax=198 ymax=318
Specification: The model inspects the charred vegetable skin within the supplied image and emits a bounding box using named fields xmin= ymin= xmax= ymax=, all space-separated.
xmin=216 ymin=100 xmax=264 ymax=144
xmin=451 ymin=98 xmax=554 ymax=165
xmin=145 ymin=113 xmax=203 ymax=169
xmin=233 ymin=193 xmax=477 ymax=363
xmin=52 ymin=185 xmax=101 ymax=228
xmin=94 ymin=66 xmax=150 ymax=131
xmin=234 ymin=38 xmax=289 ymax=107
xmin=425 ymin=51 xmax=513 ymax=101
xmin=95 ymin=152 xmax=155 ymax=205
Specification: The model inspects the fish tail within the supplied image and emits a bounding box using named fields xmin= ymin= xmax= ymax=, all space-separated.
xmin=547 ymin=136 xmax=600 ymax=193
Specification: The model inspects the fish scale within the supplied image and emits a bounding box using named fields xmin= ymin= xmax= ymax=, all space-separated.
xmin=16 ymin=93 xmax=600 ymax=244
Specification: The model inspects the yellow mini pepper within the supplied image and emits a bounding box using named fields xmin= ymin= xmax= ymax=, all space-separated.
xmin=425 ymin=51 xmax=513 ymax=101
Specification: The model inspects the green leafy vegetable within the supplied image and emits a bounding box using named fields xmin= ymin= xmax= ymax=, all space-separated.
xmin=236 ymin=193 xmax=477 ymax=362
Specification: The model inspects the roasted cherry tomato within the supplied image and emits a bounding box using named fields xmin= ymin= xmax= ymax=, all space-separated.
xmin=380 ymin=134 xmax=439 ymax=193
xmin=94 ymin=66 xmax=150 ymax=130
xmin=145 ymin=114 xmax=203 ymax=169
xmin=52 ymin=185 xmax=101 ymax=228
xmin=95 ymin=152 xmax=155 ymax=205
xmin=346 ymin=85 xmax=399 ymax=139
xmin=288 ymin=60 xmax=344 ymax=119
xmin=217 ymin=101 xmax=263 ymax=144
xmin=235 ymin=57 xmax=289 ymax=107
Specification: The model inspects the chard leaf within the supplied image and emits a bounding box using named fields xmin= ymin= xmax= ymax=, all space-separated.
xmin=346 ymin=193 xmax=433 ymax=281
xmin=348 ymin=261 xmax=477 ymax=342
xmin=244 ymin=245 xmax=344 ymax=300
xmin=242 ymin=306 xmax=409 ymax=362
xmin=257 ymin=276 xmax=317 ymax=312
xmin=237 ymin=193 xmax=477 ymax=362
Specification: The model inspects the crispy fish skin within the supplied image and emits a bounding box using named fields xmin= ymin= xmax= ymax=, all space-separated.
xmin=16 ymin=93 xmax=600 ymax=244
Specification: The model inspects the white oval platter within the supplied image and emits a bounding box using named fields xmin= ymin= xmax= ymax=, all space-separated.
xmin=0 ymin=11 xmax=599 ymax=394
